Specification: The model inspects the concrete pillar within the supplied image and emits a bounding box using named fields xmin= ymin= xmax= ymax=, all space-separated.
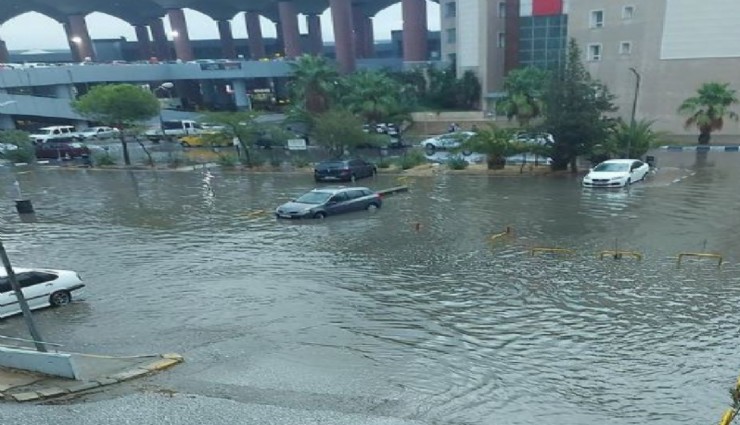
xmin=364 ymin=17 xmax=375 ymax=58
xmin=149 ymin=18 xmax=170 ymax=61
xmin=54 ymin=84 xmax=75 ymax=100
xmin=306 ymin=14 xmax=323 ymax=55
xmin=67 ymin=14 xmax=96 ymax=62
xmin=217 ymin=20 xmax=237 ymax=59
xmin=134 ymin=25 xmax=152 ymax=60
xmin=504 ymin=0 xmax=521 ymax=73
xmin=245 ymin=11 xmax=266 ymax=59
xmin=278 ymin=1 xmax=302 ymax=58
xmin=274 ymin=22 xmax=284 ymax=56
xmin=352 ymin=7 xmax=367 ymax=58
xmin=329 ymin=0 xmax=356 ymax=73
xmin=402 ymin=0 xmax=428 ymax=62
xmin=0 ymin=115 xmax=15 ymax=130
xmin=0 ymin=39 xmax=9 ymax=63
xmin=63 ymin=24 xmax=81 ymax=62
xmin=167 ymin=8 xmax=194 ymax=61
xmin=232 ymin=79 xmax=251 ymax=110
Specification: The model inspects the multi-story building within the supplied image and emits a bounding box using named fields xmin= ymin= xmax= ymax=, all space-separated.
xmin=568 ymin=0 xmax=740 ymax=134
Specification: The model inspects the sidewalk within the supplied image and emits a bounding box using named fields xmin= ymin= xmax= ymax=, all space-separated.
xmin=0 ymin=352 xmax=183 ymax=402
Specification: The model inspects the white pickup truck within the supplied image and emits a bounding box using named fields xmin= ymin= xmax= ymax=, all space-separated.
xmin=145 ymin=120 xmax=205 ymax=142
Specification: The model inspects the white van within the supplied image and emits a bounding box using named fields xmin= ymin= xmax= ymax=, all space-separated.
xmin=29 ymin=125 xmax=80 ymax=144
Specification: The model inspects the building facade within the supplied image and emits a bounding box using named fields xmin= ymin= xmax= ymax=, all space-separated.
xmin=568 ymin=0 xmax=740 ymax=134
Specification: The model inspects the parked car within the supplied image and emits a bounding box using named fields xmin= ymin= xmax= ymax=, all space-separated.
xmin=314 ymin=159 xmax=377 ymax=182
xmin=514 ymin=132 xmax=555 ymax=146
xmin=79 ymin=126 xmax=120 ymax=140
xmin=0 ymin=268 xmax=85 ymax=319
xmin=29 ymin=125 xmax=80 ymax=144
xmin=420 ymin=131 xmax=475 ymax=153
xmin=582 ymin=159 xmax=650 ymax=188
xmin=35 ymin=141 xmax=90 ymax=160
xmin=145 ymin=120 xmax=204 ymax=142
xmin=275 ymin=187 xmax=382 ymax=219
xmin=179 ymin=133 xmax=231 ymax=148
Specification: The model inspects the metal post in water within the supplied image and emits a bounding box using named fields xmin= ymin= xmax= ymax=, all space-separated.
xmin=0 ymin=239 xmax=47 ymax=352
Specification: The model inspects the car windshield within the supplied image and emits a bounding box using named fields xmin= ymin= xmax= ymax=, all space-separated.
xmin=593 ymin=163 xmax=629 ymax=172
xmin=294 ymin=191 xmax=333 ymax=204
xmin=317 ymin=161 xmax=346 ymax=168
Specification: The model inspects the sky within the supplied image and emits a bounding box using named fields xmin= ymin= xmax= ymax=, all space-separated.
xmin=0 ymin=2 xmax=440 ymax=51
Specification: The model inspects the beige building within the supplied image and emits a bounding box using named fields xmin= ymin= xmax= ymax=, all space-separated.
xmin=568 ymin=0 xmax=740 ymax=135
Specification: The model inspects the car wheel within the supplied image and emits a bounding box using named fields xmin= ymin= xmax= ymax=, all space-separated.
xmin=424 ymin=144 xmax=436 ymax=154
xmin=366 ymin=202 xmax=380 ymax=211
xmin=313 ymin=211 xmax=327 ymax=219
xmin=462 ymin=149 xmax=472 ymax=156
xmin=50 ymin=290 xmax=72 ymax=307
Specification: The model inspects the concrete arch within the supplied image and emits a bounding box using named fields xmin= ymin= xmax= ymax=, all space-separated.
xmin=0 ymin=12 xmax=68 ymax=50
xmin=0 ymin=2 xmax=65 ymax=24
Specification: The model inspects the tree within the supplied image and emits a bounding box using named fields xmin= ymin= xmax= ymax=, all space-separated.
xmin=498 ymin=67 xmax=549 ymax=127
xmin=310 ymin=109 xmax=374 ymax=157
xmin=0 ymin=130 xmax=34 ymax=163
xmin=457 ymin=70 xmax=481 ymax=110
xmin=288 ymin=54 xmax=339 ymax=115
xmin=200 ymin=111 xmax=263 ymax=167
xmin=544 ymin=39 xmax=617 ymax=172
xmin=599 ymin=119 xmax=664 ymax=159
xmin=338 ymin=70 xmax=411 ymax=125
xmin=72 ymin=84 xmax=160 ymax=165
xmin=678 ymin=82 xmax=738 ymax=145
xmin=460 ymin=124 xmax=523 ymax=169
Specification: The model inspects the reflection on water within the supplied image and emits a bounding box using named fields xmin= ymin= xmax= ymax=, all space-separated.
xmin=1 ymin=151 xmax=740 ymax=424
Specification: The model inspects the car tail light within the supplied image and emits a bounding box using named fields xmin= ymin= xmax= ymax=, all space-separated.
xmin=376 ymin=192 xmax=384 ymax=199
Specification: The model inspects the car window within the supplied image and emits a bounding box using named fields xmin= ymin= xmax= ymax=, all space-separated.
xmin=347 ymin=190 xmax=366 ymax=199
xmin=0 ymin=277 xmax=11 ymax=293
xmin=331 ymin=193 xmax=349 ymax=203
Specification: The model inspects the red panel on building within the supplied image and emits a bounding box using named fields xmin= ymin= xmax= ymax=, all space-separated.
xmin=533 ymin=0 xmax=563 ymax=16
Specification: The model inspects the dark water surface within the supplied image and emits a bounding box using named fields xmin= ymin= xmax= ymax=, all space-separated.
xmin=1 ymin=151 xmax=740 ymax=424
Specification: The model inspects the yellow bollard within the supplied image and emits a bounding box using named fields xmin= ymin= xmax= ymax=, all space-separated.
xmin=598 ymin=250 xmax=643 ymax=260
xmin=677 ymin=252 xmax=723 ymax=267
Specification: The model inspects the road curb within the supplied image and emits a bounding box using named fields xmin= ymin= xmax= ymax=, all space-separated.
xmin=1 ymin=353 xmax=184 ymax=403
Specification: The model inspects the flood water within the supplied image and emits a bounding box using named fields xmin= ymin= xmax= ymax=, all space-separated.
xmin=1 ymin=150 xmax=740 ymax=424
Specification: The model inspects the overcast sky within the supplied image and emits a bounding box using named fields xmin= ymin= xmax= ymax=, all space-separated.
xmin=0 ymin=3 xmax=440 ymax=51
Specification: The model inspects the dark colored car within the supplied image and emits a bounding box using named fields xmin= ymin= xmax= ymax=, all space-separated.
xmin=314 ymin=159 xmax=377 ymax=182
xmin=35 ymin=142 xmax=91 ymax=160
xmin=275 ymin=187 xmax=382 ymax=219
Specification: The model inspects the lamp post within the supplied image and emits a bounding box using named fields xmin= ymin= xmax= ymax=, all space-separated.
xmin=154 ymin=82 xmax=174 ymax=134
xmin=628 ymin=67 xmax=641 ymax=158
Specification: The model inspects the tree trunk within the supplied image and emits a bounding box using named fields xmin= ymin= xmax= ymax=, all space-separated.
xmin=698 ymin=130 xmax=711 ymax=145
xmin=120 ymin=133 xmax=131 ymax=166
xmin=569 ymin=157 xmax=578 ymax=173
xmin=487 ymin=156 xmax=506 ymax=170
xmin=137 ymin=138 xmax=154 ymax=167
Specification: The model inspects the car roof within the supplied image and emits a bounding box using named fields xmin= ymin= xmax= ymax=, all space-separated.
xmin=601 ymin=159 xmax=638 ymax=164
xmin=311 ymin=187 xmax=370 ymax=194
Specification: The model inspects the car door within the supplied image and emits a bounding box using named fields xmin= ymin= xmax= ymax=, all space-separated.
xmin=0 ymin=277 xmax=16 ymax=318
xmin=15 ymin=272 xmax=51 ymax=309
xmin=346 ymin=189 xmax=370 ymax=211
xmin=326 ymin=192 xmax=350 ymax=215
xmin=629 ymin=161 xmax=643 ymax=181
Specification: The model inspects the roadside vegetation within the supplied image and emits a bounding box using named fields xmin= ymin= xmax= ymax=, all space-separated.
xmin=0 ymin=130 xmax=35 ymax=163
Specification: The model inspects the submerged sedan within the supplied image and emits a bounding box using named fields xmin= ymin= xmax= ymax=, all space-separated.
xmin=275 ymin=187 xmax=382 ymax=219
xmin=0 ymin=268 xmax=85 ymax=319
xmin=583 ymin=159 xmax=650 ymax=188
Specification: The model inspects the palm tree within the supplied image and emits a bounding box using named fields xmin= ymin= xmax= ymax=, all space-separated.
xmin=678 ymin=82 xmax=738 ymax=144
xmin=461 ymin=124 xmax=523 ymax=169
xmin=603 ymin=119 xmax=664 ymax=158
xmin=498 ymin=67 xmax=549 ymax=127
xmin=289 ymin=55 xmax=339 ymax=114
xmin=339 ymin=71 xmax=410 ymax=125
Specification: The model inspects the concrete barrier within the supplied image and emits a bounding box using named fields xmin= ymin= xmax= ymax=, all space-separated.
xmin=0 ymin=346 xmax=78 ymax=379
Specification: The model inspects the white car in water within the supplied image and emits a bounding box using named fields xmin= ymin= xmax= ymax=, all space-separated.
xmin=420 ymin=131 xmax=475 ymax=153
xmin=582 ymin=159 xmax=650 ymax=188
xmin=0 ymin=268 xmax=85 ymax=319
xmin=79 ymin=126 xmax=120 ymax=140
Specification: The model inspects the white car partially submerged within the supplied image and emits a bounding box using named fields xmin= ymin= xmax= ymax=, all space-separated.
xmin=0 ymin=268 xmax=85 ymax=319
xmin=79 ymin=126 xmax=120 ymax=140
xmin=420 ymin=131 xmax=475 ymax=152
xmin=583 ymin=159 xmax=650 ymax=188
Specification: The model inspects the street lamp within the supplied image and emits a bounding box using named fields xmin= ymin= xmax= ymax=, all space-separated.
xmin=154 ymin=82 xmax=175 ymax=134
xmin=628 ymin=67 xmax=641 ymax=158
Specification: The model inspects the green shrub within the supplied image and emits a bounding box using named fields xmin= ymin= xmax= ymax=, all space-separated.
xmin=376 ymin=158 xmax=392 ymax=169
xmin=218 ymin=154 xmax=238 ymax=167
xmin=291 ymin=156 xmax=311 ymax=168
xmin=270 ymin=158 xmax=282 ymax=168
xmin=447 ymin=157 xmax=469 ymax=170
xmin=397 ymin=150 xmax=427 ymax=170
xmin=0 ymin=130 xmax=35 ymax=163
xmin=93 ymin=152 xmax=116 ymax=166
xmin=245 ymin=151 xmax=266 ymax=168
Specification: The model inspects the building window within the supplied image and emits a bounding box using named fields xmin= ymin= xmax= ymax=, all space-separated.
xmin=445 ymin=2 xmax=457 ymax=18
xmin=620 ymin=41 xmax=632 ymax=55
xmin=587 ymin=43 xmax=602 ymax=61
xmin=590 ymin=10 xmax=604 ymax=28
xmin=498 ymin=2 xmax=507 ymax=18
xmin=622 ymin=5 xmax=635 ymax=20
xmin=446 ymin=28 xmax=457 ymax=44
xmin=497 ymin=32 xmax=506 ymax=48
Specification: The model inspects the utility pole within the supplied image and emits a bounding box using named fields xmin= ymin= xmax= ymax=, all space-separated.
xmin=628 ymin=67 xmax=641 ymax=158
xmin=0 ymin=239 xmax=47 ymax=352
